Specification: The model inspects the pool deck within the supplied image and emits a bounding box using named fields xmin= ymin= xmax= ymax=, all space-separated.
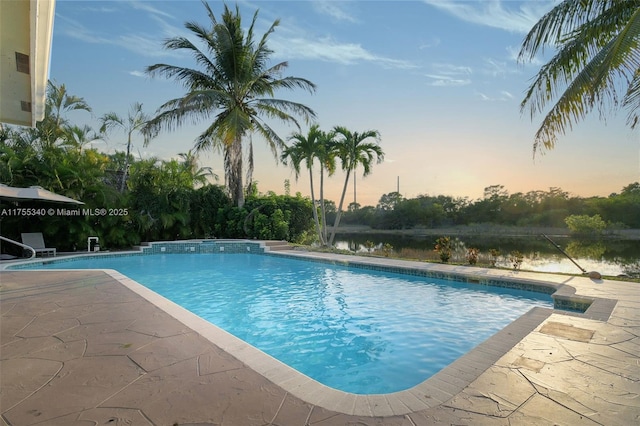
xmin=1 ymin=250 xmax=639 ymax=425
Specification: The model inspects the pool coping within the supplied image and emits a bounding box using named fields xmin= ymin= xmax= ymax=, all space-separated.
xmin=2 ymin=240 xmax=619 ymax=417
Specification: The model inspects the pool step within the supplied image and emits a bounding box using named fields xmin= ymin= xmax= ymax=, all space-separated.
xmin=263 ymin=240 xmax=293 ymax=251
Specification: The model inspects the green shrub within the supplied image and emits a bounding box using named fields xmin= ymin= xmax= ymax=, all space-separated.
xmin=564 ymin=214 xmax=606 ymax=235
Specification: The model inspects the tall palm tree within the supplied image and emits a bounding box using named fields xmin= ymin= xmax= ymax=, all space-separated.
xmin=316 ymin=129 xmax=337 ymax=244
xmin=144 ymin=2 xmax=316 ymax=207
xmin=519 ymin=0 xmax=640 ymax=156
xmin=281 ymin=125 xmax=326 ymax=245
xmin=100 ymin=102 xmax=154 ymax=192
xmin=328 ymin=126 xmax=383 ymax=246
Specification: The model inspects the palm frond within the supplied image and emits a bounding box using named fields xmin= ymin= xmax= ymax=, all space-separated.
xmin=519 ymin=0 xmax=618 ymax=61
xmin=280 ymin=144 xmax=303 ymax=178
xmin=146 ymin=63 xmax=219 ymax=91
xmin=252 ymin=17 xmax=278 ymax=72
xmin=583 ymin=4 xmax=640 ymax=103
xmin=624 ymin=68 xmax=640 ymax=127
xmin=253 ymin=98 xmax=316 ymax=125
xmin=144 ymin=89 xmax=230 ymax=136
xmin=530 ymin=68 xmax=597 ymax=153
xmin=250 ymin=118 xmax=285 ymax=157
xmin=520 ymin=0 xmax=640 ymax=155
xmin=192 ymin=118 xmax=226 ymax=153
xmin=268 ymin=75 xmax=317 ymax=94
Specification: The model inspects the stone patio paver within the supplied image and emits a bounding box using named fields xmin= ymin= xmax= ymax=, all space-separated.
xmin=1 ymin=251 xmax=639 ymax=425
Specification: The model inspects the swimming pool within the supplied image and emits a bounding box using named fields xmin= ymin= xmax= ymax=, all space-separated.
xmin=25 ymin=252 xmax=554 ymax=394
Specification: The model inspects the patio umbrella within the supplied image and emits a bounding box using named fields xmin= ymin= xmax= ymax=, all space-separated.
xmin=0 ymin=184 xmax=84 ymax=205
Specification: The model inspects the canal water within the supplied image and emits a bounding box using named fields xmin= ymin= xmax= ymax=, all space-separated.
xmin=334 ymin=233 xmax=640 ymax=278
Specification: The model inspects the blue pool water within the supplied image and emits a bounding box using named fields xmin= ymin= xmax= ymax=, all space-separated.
xmin=27 ymin=253 xmax=553 ymax=394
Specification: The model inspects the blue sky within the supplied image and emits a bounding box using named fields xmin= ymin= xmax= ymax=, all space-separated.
xmin=51 ymin=0 xmax=639 ymax=206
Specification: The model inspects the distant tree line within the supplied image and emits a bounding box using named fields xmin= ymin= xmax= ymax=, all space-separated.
xmin=332 ymin=183 xmax=640 ymax=231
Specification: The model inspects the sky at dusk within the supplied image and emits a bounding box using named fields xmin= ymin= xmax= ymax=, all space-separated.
xmin=50 ymin=0 xmax=639 ymax=207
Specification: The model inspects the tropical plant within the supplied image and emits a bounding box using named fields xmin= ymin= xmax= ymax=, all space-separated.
xmin=364 ymin=240 xmax=375 ymax=253
xmin=216 ymin=192 xmax=313 ymax=241
xmin=280 ymin=124 xmax=326 ymax=245
xmin=38 ymin=81 xmax=92 ymax=149
xmin=126 ymin=157 xmax=197 ymax=241
xmin=178 ymin=150 xmax=217 ymax=186
xmin=488 ymin=248 xmax=501 ymax=267
xmin=466 ymin=247 xmax=480 ymax=265
xmin=328 ymin=126 xmax=383 ymax=245
xmin=100 ymin=102 xmax=155 ymax=192
xmin=434 ymin=236 xmax=452 ymax=263
xmin=63 ymin=124 xmax=100 ymax=153
xmin=189 ymin=184 xmax=231 ymax=238
xmin=518 ymin=0 xmax=640 ymax=155
xmin=144 ymin=2 xmax=316 ymax=207
xmin=0 ymin=133 xmax=39 ymax=186
xmin=509 ymin=250 xmax=524 ymax=270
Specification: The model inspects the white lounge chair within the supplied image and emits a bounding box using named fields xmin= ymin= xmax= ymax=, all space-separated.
xmin=21 ymin=233 xmax=56 ymax=257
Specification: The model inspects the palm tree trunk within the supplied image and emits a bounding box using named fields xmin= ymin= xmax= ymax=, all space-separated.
xmin=245 ymin=137 xmax=254 ymax=194
xmin=308 ymin=168 xmax=324 ymax=245
xmin=319 ymin=165 xmax=328 ymax=245
xmin=353 ymin=170 xmax=357 ymax=207
xmin=226 ymin=137 xmax=244 ymax=207
xmin=328 ymin=169 xmax=351 ymax=246
xmin=120 ymin=132 xmax=132 ymax=193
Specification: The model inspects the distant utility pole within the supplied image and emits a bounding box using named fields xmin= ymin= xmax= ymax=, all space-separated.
xmin=397 ymin=176 xmax=400 ymax=194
